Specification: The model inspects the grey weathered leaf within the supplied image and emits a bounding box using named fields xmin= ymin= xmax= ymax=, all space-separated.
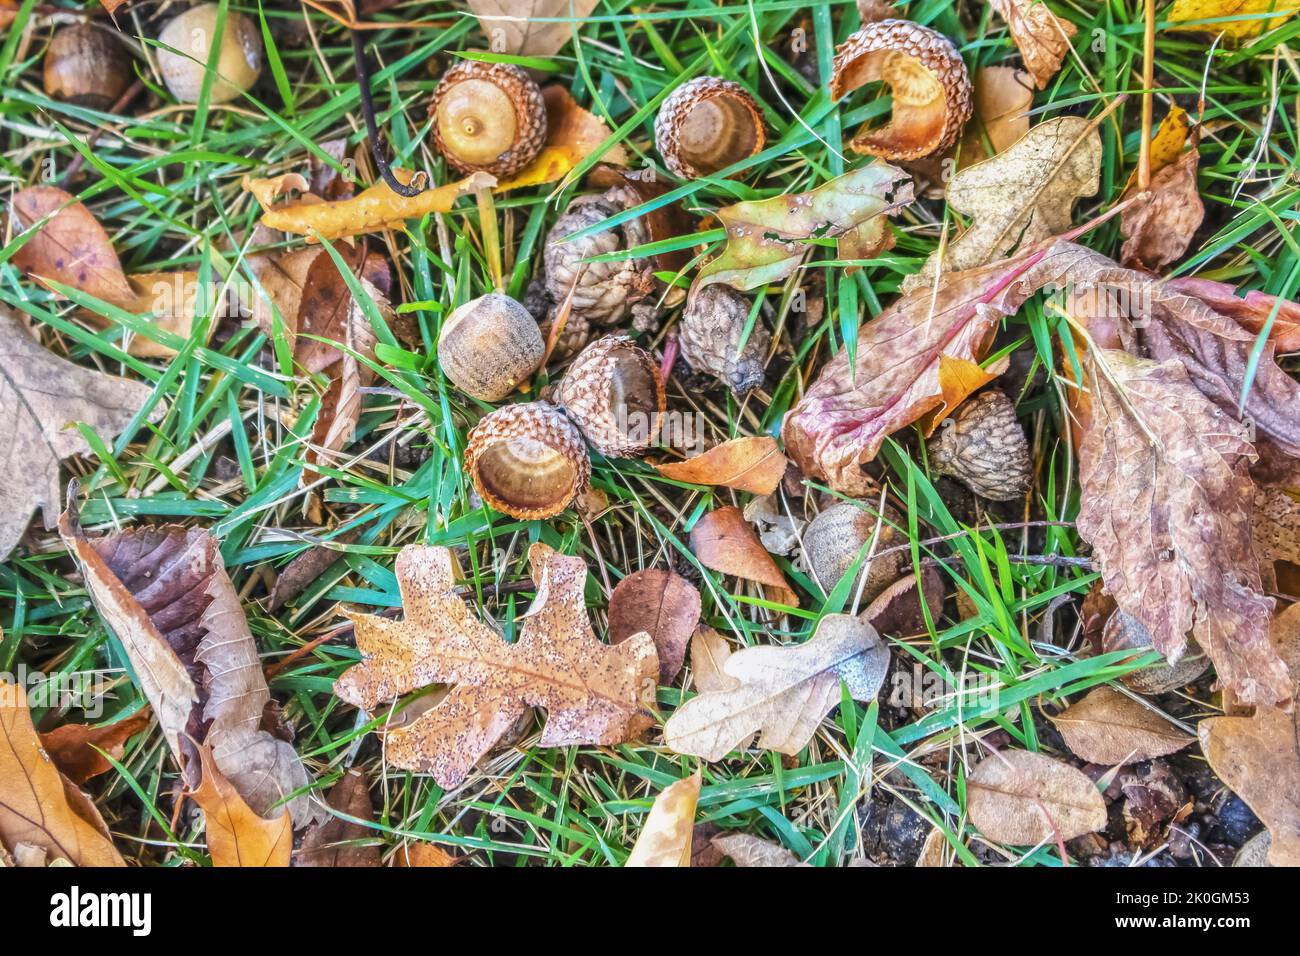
xmin=967 ymin=749 xmax=1107 ymax=845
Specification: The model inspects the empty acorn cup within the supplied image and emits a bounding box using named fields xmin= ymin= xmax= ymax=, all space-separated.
xmin=465 ymin=402 xmax=591 ymax=520
xmin=654 ymin=76 xmax=766 ymax=179
xmin=430 ymin=60 xmax=547 ymax=177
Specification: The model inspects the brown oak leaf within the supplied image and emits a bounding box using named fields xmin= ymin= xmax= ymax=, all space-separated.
xmin=608 ymin=568 xmax=701 ymax=683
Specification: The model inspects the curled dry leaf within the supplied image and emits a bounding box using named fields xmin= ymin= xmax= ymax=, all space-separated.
xmin=1120 ymin=108 xmax=1204 ymax=271
xmin=39 ymin=711 xmax=152 ymax=785
xmin=1051 ymin=686 xmax=1192 ymax=765
xmin=712 ymin=832 xmax=801 ymax=867
xmin=608 ymin=568 xmax=701 ymax=683
xmin=625 ymin=772 xmax=701 ymax=867
xmin=0 ymin=681 xmax=126 ymax=867
xmin=689 ymin=505 xmax=796 ymax=604
xmin=334 ymin=543 xmax=658 ymax=789
xmin=989 ymin=0 xmax=1078 ymax=89
xmin=664 ymin=614 xmax=888 ymax=761
xmin=191 ymin=745 xmax=292 ymax=868
xmin=1077 ymin=348 xmax=1290 ymax=706
xmin=692 ymin=162 xmax=912 ymax=296
xmin=297 ymin=769 xmax=380 ymax=868
xmin=1168 ymin=0 xmax=1300 ymax=40
xmin=59 ymin=505 xmax=320 ymax=827
xmin=0 ymin=308 xmax=157 ymax=561
xmin=268 ymin=530 xmax=358 ymax=613
xmin=468 ymin=0 xmax=600 ymax=57
xmin=495 ymin=86 xmax=627 ymax=192
xmin=654 ymin=436 xmax=788 ymax=495
xmin=967 ymin=749 xmax=1107 ymax=845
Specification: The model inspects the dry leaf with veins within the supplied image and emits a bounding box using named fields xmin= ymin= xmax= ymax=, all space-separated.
xmin=654 ymin=436 xmax=788 ymax=495
xmin=39 ymin=712 xmax=152 ymax=786
xmin=1051 ymin=686 xmax=1192 ymax=765
xmin=664 ymin=614 xmax=888 ymax=761
xmin=690 ymin=505 xmax=797 ymax=607
xmin=713 ymin=833 xmax=801 ymax=867
xmin=59 ymin=504 xmax=320 ymax=827
xmin=0 ymin=308 xmax=156 ymax=561
xmin=1168 ymin=0 xmax=1300 ymax=40
xmin=607 ymin=569 xmax=701 ymax=683
xmin=1119 ymin=108 xmax=1203 ymax=271
xmin=297 ymin=770 xmax=380 ymax=868
xmin=625 ymin=772 xmax=701 ymax=867
xmin=468 ymin=0 xmax=600 ymax=57
xmin=989 ymin=0 xmax=1078 ymax=89
xmin=1166 ymin=276 xmax=1300 ymax=354
xmin=191 ymin=745 xmax=292 ymax=868
xmin=967 ymin=749 xmax=1107 ymax=845
xmin=0 ymin=680 xmax=125 ymax=867
xmin=334 ymin=543 xmax=658 ymax=790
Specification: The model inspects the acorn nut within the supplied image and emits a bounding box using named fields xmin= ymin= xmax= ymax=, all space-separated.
xmin=655 ymin=77 xmax=766 ymax=180
xmin=930 ymin=389 xmax=1031 ymax=501
xmin=554 ymin=335 xmax=665 ymax=458
xmin=465 ymin=402 xmax=591 ymax=520
xmin=157 ymin=3 xmax=263 ymax=104
xmin=438 ymin=293 xmax=545 ymax=402
xmin=679 ymin=285 xmax=771 ymax=396
xmin=802 ymin=502 xmax=903 ymax=603
xmin=431 ymin=61 xmax=546 ymax=177
xmin=44 ymin=24 xmax=132 ymax=109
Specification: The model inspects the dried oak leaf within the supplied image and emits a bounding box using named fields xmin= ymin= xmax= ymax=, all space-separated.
xmin=1076 ymin=348 xmax=1291 ymax=706
xmin=654 ymin=436 xmax=788 ymax=495
xmin=297 ymin=769 xmax=380 ymax=867
xmin=608 ymin=568 xmax=701 ymax=683
xmin=989 ymin=0 xmax=1078 ymax=89
xmin=496 ymin=86 xmax=627 ymax=192
xmin=1051 ymin=686 xmax=1192 ymax=765
xmin=39 ymin=711 xmax=152 ymax=785
xmin=712 ymin=832 xmax=801 ymax=866
xmin=0 ymin=680 xmax=126 ymax=867
xmin=905 ymin=116 xmax=1101 ymax=291
xmin=334 ymin=543 xmax=658 ymax=790
xmin=967 ymin=749 xmax=1107 ymax=845
xmin=468 ymin=0 xmax=600 ymax=57
xmin=0 ymin=308 xmax=156 ymax=561
xmin=663 ymin=614 xmax=888 ymax=761
xmin=59 ymin=505 xmax=320 ymax=827
xmin=191 ymin=745 xmax=292 ymax=867
xmin=1169 ymin=0 xmax=1300 ymax=40
xmin=692 ymin=162 xmax=913 ymax=297
xmin=625 ymin=771 xmax=701 ymax=867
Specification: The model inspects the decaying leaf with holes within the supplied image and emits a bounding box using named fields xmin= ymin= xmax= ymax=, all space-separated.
xmin=334 ymin=543 xmax=658 ymax=789
xmin=663 ymin=614 xmax=888 ymax=761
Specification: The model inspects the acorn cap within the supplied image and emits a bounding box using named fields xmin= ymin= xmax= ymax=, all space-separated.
xmin=542 ymin=192 xmax=654 ymax=326
xmin=678 ymin=284 xmax=771 ymax=396
xmin=43 ymin=24 xmax=132 ymax=109
xmin=830 ymin=19 xmax=973 ymax=160
xmin=654 ymin=76 xmax=766 ymax=179
xmin=930 ymin=389 xmax=1031 ymax=501
xmin=553 ymin=335 xmax=665 ymax=458
xmin=438 ymin=293 xmax=544 ymax=402
xmin=431 ymin=60 xmax=547 ymax=177
xmin=157 ymin=3 xmax=263 ymax=105
xmin=465 ymin=402 xmax=591 ymax=520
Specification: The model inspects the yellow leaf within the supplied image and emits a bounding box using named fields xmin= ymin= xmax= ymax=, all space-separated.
xmin=1169 ymin=0 xmax=1300 ymax=39
xmin=625 ymin=772 xmax=701 ymax=866
xmin=1122 ymin=106 xmax=1190 ymax=193
xmin=191 ymin=745 xmax=292 ymax=867
xmin=495 ymin=86 xmax=628 ymax=193
xmin=918 ymin=354 xmax=1005 ymax=435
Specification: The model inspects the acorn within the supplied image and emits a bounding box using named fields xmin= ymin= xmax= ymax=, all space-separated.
xmin=802 ymin=502 xmax=903 ymax=603
xmin=678 ymin=285 xmax=770 ymax=396
xmin=1103 ymin=610 xmax=1210 ymax=695
xmin=553 ymin=335 xmax=665 ymax=457
xmin=44 ymin=24 xmax=132 ymax=109
xmin=438 ymin=293 xmax=545 ymax=402
xmin=464 ymin=402 xmax=590 ymax=520
xmin=654 ymin=76 xmax=766 ymax=179
xmin=830 ymin=19 xmax=973 ymax=160
xmin=542 ymin=192 xmax=654 ymax=326
xmin=929 ymin=389 xmax=1031 ymax=501
xmin=430 ymin=60 xmax=546 ymax=177
xmin=157 ymin=3 xmax=263 ymax=104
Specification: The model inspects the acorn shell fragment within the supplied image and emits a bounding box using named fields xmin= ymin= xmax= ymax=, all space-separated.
xmin=465 ymin=402 xmax=591 ymax=520
xmin=553 ymin=335 xmax=665 ymax=458
xmin=654 ymin=76 xmax=766 ymax=179
xmin=830 ymin=19 xmax=973 ymax=160
xmin=431 ymin=60 xmax=547 ymax=177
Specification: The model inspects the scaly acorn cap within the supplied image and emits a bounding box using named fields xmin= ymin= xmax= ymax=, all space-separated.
xmin=553 ymin=335 xmax=665 ymax=458
xmin=654 ymin=76 xmax=766 ymax=180
xmin=930 ymin=389 xmax=1031 ymax=501
xmin=830 ymin=19 xmax=973 ymax=160
xmin=678 ymin=284 xmax=771 ymax=396
xmin=431 ymin=60 xmax=547 ymax=177
xmin=465 ymin=402 xmax=591 ymax=520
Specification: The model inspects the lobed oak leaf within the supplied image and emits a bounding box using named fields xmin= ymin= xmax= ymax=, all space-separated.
xmin=712 ymin=832 xmax=801 ymax=866
xmin=989 ymin=0 xmax=1078 ymax=89
xmin=654 ymin=436 xmax=788 ymax=495
xmin=1051 ymin=686 xmax=1192 ymax=766
xmin=663 ymin=614 xmax=888 ymax=762
xmin=333 ymin=543 xmax=658 ymax=790
xmin=608 ymin=569 xmax=701 ymax=683
xmin=967 ymin=749 xmax=1107 ymax=845
xmin=625 ymin=771 xmax=701 ymax=867
xmin=191 ymin=745 xmax=292 ymax=867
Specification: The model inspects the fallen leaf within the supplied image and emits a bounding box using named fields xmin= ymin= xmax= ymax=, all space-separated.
xmin=297 ymin=770 xmax=380 ymax=867
xmin=625 ymin=771 xmax=701 ymax=866
xmin=1076 ymin=348 xmax=1290 ymax=706
xmin=960 ymin=66 xmax=1034 ymax=165
xmin=664 ymin=614 xmax=888 ymax=761
xmin=1123 ymin=106 xmax=1191 ymax=192
xmin=468 ymin=0 xmax=600 ymax=57
xmin=1169 ymin=0 xmax=1300 ymax=40
xmin=268 ymin=530 xmax=359 ymax=613
xmin=712 ymin=832 xmax=801 ymax=866
xmin=120 ymin=271 xmax=207 ymax=358
xmin=247 ymin=242 xmax=319 ymax=342
xmin=39 ymin=711 xmax=152 ymax=785
xmin=654 ymin=436 xmax=788 ymax=494
xmin=990 ymin=0 xmax=1078 ymax=89
xmin=1119 ymin=147 xmax=1203 ymax=272
xmin=689 ymin=505 xmax=794 ymax=597
xmin=496 ymin=86 xmax=627 ymax=192
xmin=391 ymin=842 xmax=460 ymax=867
xmin=608 ymin=569 xmax=701 ymax=683
xmin=967 ymin=749 xmax=1107 ymax=845
xmin=191 ymin=745 xmax=292 ymax=867
xmin=0 ymin=680 xmax=126 ymax=866
xmin=1051 ymin=686 xmax=1193 ymax=765
xmin=906 ymin=117 xmax=1101 ymax=290
xmin=1165 ymin=276 xmax=1300 ymax=353
xmin=689 ymin=626 xmax=741 ymax=695
xmin=334 ymin=543 xmax=658 ymax=789
xmin=10 ymin=186 xmax=136 ymax=309
xmin=59 ymin=505 xmax=320 ymax=826
xmin=0 ymin=308 xmax=155 ymax=560
xmin=1254 ymin=485 xmax=1300 ymax=565
xmin=692 ymin=162 xmax=912 ymax=296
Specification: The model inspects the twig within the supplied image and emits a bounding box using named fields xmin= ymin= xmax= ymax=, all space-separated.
xmin=351 ymin=29 xmax=428 ymax=197
xmin=1139 ymin=0 xmax=1156 ymax=191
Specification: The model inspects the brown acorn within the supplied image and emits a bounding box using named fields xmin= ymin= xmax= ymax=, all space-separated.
xmin=553 ymin=335 xmax=665 ymax=458
xmin=542 ymin=192 xmax=654 ymax=326
xmin=802 ymin=502 xmax=903 ymax=603
xmin=430 ymin=61 xmax=546 ymax=177
xmin=929 ymin=389 xmax=1031 ymax=501
xmin=830 ymin=19 xmax=972 ymax=160
xmin=157 ymin=3 xmax=263 ymax=104
xmin=654 ymin=77 xmax=766 ymax=179
xmin=464 ymin=402 xmax=590 ymax=519
xmin=438 ymin=293 xmax=544 ymax=402
xmin=44 ymin=24 xmax=133 ymax=109
xmin=678 ymin=285 xmax=770 ymax=396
